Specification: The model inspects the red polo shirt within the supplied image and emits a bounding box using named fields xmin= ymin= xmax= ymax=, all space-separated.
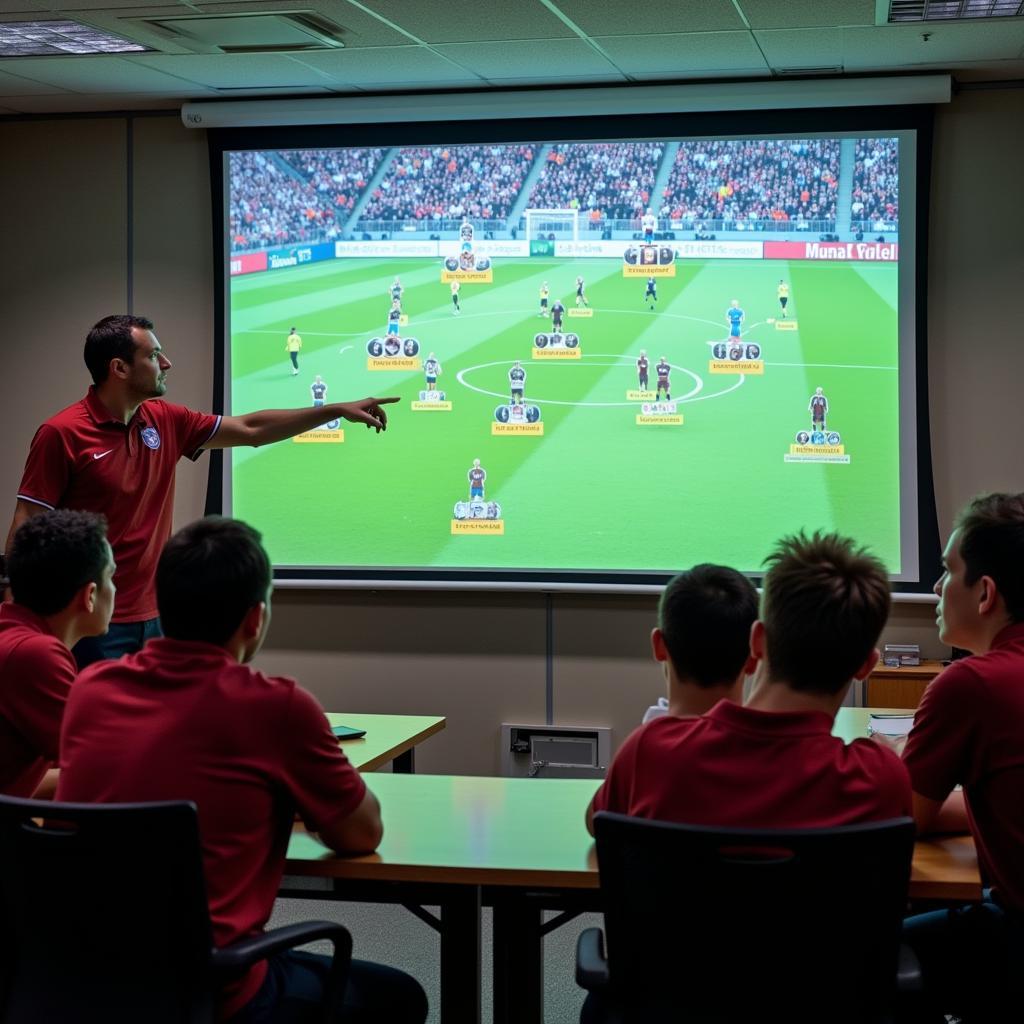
xmin=57 ymin=638 xmax=367 ymax=1019
xmin=16 ymin=388 xmax=220 ymax=623
xmin=903 ymin=622 xmax=1024 ymax=912
xmin=0 ymin=603 xmax=75 ymax=797
xmin=592 ymin=700 xmax=912 ymax=828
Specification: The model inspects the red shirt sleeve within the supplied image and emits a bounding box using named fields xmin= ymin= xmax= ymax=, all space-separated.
xmin=591 ymin=726 xmax=645 ymax=817
xmin=17 ymin=424 xmax=71 ymax=510
xmin=277 ymin=685 xmax=367 ymax=833
xmin=1 ymin=636 xmax=75 ymax=761
xmin=903 ymin=662 xmax=977 ymax=802
xmin=162 ymin=402 xmax=221 ymax=462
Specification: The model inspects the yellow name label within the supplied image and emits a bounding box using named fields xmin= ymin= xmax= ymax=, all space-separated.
xmin=623 ymin=264 xmax=675 ymax=277
xmin=451 ymin=520 xmax=505 ymax=535
xmin=411 ymin=401 xmax=453 ymax=411
xmin=636 ymin=415 xmax=683 ymax=426
xmin=532 ymin=348 xmax=581 ymax=359
xmin=441 ymin=270 xmax=493 ymax=283
xmin=367 ymin=357 xmax=422 ymax=371
xmin=568 ymin=308 xmax=593 ymax=317
xmin=627 ymin=390 xmax=657 ymax=401
xmin=294 ymin=430 xmax=345 ymax=443
xmin=709 ymin=360 xmax=765 ymax=375
xmin=776 ymin=320 xmax=799 ymax=331
xmin=789 ymin=444 xmax=846 ymax=455
xmin=492 ymin=423 xmax=544 ymax=435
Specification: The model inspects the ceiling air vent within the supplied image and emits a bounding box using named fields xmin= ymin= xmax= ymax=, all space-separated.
xmin=140 ymin=12 xmax=345 ymax=54
xmin=885 ymin=0 xmax=1023 ymax=21
xmin=775 ymin=66 xmax=845 ymax=76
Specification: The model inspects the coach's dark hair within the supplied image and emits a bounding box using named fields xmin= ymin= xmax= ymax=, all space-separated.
xmin=157 ymin=516 xmax=271 ymax=645
xmin=658 ymin=564 xmax=758 ymax=688
xmin=761 ymin=531 xmax=890 ymax=695
xmin=955 ymin=493 xmax=1024 ymax=622
xmin=84 ymin=314 xmax=154 ymax=385
xmin=8 ymin=510 xmax=109 ymax=615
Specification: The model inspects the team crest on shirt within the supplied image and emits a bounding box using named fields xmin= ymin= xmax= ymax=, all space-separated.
xmin=140 ymin=426 xmax=161 ymax=450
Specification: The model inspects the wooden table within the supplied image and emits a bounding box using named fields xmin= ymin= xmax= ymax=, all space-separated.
xmin=326 ymin=713 xmax=445 ymax=773
xmin=285 ymin=711 xmax=981 ymax=1024
xmin=865 ymin=660 xmax=945 ymax=708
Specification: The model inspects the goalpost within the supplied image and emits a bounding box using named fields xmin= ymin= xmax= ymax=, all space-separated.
xmin=524 ymin=208 xmax=579 ymax=243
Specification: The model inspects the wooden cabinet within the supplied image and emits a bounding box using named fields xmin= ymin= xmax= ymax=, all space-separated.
xmin=865 ymin=660 xmax=945 ymax=708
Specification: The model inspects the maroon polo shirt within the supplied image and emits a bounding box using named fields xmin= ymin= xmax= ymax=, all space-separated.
xmin=16 ymin=388 xmax=220 ymax=622
xmin=592 ymin=700 xmax=912 ymax=828
xmin=0 ymin=603 xmax=75 ymax=797
xmin=57 ymin=638 xmax=367 ymax=1019
xmin=904 ymin=622 xmax=1024 ymax=912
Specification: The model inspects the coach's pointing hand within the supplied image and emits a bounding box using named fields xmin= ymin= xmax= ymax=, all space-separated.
xmin=338 ymin=396 xmax=401 ymax=433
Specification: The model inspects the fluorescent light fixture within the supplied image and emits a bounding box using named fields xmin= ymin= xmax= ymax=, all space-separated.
xmin=0 ymin=20 xmax=150 ymax=57
xmin=182 ymin=75 xmax=952 ymax=129
xmin=888 ymin=0 xmax=1023 ymax=20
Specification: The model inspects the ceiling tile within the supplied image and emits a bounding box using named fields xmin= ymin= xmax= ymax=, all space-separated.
xmin=294 ymin=43 xmax=483 ymax=85
xmin=0 ymin=65 xmax=72 ymax=93
xmin=735 ymin=0 xmax=876 ymax=29
xmin=551 ymin=0 xmax=744 ymax=35
xmin=841 ymin=20 xmax=1024 ymax=68
xmin=0 ymin=1 xmax=53 ymax=13
xmin=131 ymin=51 xmax=335 ymax=88
xmin=0 ymin=55 xmax=190 ymax=92
xmin=189 ymin=0 xmax=411 ymax=47
xmin=754 ymin=28 xmax=845 ymax=68
xmin=352 ymin=0 xmax=576 ymax=43
xmin=35 ymin=0 xmax=180 ymax=8
xmin=431 ymin=38 xmax=619 ymax=77
xmin=594 ymin=32 xmax=768 ymax=74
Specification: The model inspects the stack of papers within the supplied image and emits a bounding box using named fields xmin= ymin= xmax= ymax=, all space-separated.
xmin=868 ymin=714 xmax=914 ymax=737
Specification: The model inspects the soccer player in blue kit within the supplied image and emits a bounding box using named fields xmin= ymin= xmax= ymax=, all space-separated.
xmin=310 ymin=375 xmax=327 ymax=407
xmin=726 ymin=299 xmax=745 ymax=339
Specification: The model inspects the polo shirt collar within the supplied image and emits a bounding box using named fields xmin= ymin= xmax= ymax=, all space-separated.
xmin=0 ymin=602 xmax=59 ymax=639
xmin=990 ymin=621 xmax=1024 ymax=650
xmin=706 ymin=697 xmax=835 ymax=737
xmin=144 ymin=636 xmax=238 ymax=666
xmin=83 ymin=386 xmax=153 ymax=428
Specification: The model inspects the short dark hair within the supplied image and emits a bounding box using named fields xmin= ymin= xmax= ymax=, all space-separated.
xmin=83 ymin=314 xmax=154 ymax=385
xmin=956 ymin=493 xmax=1024 ymax=621
xmin=156 ymin=517 xmax=271 ymax=645
xmin=761 ymin=531 xmax=891 ymax=695
xmin=658 ymin=564 xmax=759 ymax=688
xmin=8 ymin=510 xmax=109 ymax=615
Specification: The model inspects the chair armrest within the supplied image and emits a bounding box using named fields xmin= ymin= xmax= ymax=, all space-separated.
xmin=576 ymin=927 xmax=610 ymax=992
xmin=211 ymin=921 xmax=352 ymax=977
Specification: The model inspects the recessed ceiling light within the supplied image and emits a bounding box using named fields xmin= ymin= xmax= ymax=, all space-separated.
xmin=888 ymin=0 xmax=1023 ymax=21
xmin=0 ymin=20 xmax=151 ymax=57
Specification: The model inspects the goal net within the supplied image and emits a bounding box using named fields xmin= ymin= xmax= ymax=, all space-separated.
xmin=524 ymin=208 xmax=579 ymax=243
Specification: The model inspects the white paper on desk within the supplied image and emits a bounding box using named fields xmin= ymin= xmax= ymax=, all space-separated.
xmin=868 ymin=714 xmax=914 ymax=737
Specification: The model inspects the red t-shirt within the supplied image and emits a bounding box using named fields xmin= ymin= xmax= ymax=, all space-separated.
xmin=592 ymin=700 xmax=912 ymax=828
xmin=16 ymin=388 xmax=220 ymax=623
xmin=903 ymin=622 xmax=1024 ymax=912
xmin=56 ymin=638 xmax=367 ymax=1018
xmin=0 ymin=604 xmax=75 ymax=797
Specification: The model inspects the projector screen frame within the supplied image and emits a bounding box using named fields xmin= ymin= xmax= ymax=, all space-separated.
xmin=207 ymin=101 xmax=940 ymax=596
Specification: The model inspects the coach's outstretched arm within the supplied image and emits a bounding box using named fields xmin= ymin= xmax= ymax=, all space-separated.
xmin=207 ymin=396 xmax=400 ymax=448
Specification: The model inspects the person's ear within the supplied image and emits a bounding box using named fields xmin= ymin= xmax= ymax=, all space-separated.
xmin=242 ymin=602 xmax=266 ymax=641
xmin=749 ymin=620 xmax=766 ymax=662
xmin=651 ymin=627 xmax=669 ymax=663
xmin=977 ymin=575 xmax=999 ymax=616
xmin=853 ymin=647 xmax=881 ymax=682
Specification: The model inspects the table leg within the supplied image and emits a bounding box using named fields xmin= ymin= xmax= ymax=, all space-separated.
xmin=492 ymin=896 xmax=543 ymax=1024
xmin=393 ymin=748 xmax=415 ymax=773
xmin=440 ymin=886 xmax=482 ymax=1024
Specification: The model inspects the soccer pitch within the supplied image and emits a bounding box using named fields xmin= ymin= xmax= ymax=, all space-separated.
xmin=229 ymin=256 xmax=901 ymax=576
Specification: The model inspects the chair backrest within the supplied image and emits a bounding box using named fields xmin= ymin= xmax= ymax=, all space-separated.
xmin=593 ymin=811 xmax=915 ymax=1023
xmin=0 ymin=795 xmax=216 ymax=1024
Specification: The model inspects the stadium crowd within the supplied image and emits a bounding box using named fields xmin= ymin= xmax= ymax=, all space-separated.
xmin=851 ymin=138 xmax=899 ymax=227
xmin=358 ymin=145 xmax=536 ymax=222
xmin=659 ymin=139 xmax=841 ymax=227
xmin=526 ymin=142 xmax=664 ymax=222
xmin=280 ymin=148 xmax=385 ymax=214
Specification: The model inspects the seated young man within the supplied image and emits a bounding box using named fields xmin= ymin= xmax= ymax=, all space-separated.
xmin=588 ymin=531 xmax=911 ymax=834
xmin=896 ymin=493 xmax=1024 ymax=1022
xmin=636 ymin=564 xmax=757 ymax=724
xmin=58 ymin=517 xmax=427 ymax=1024
xmin=0 ymin=509 xmax=114 ymax=798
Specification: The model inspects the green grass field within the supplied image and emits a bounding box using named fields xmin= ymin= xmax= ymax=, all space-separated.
xmin=229 ymin=256 xmax=901 ymax=575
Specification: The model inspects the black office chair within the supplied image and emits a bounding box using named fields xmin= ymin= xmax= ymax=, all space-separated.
xmin=577 ymin=812 xmax=918 ymax=1024
xmin=0 ymin=795 xmax=352 ymax=1024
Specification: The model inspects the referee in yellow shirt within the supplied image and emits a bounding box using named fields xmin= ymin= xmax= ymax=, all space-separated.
xmin=777 ymin=281 xmax=790 ymax=319
xmin=286 ymin=327 xmax=302 ymax=375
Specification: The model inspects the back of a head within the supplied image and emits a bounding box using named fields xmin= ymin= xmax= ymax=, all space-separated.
xmin=156 ymin=517 xmax=271 ymax=646
xmin=761 ymin=531 xmax=891 ymax=695
xmin=956 ymin=492 xmax=1024 ymax=622
xmin=83 ymin=314 xmax=154 ymax=385
xmin=7 ymin=510 xmax=109 ymax=616
xmin=658 ymin=564 xmax=759 ymax=688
